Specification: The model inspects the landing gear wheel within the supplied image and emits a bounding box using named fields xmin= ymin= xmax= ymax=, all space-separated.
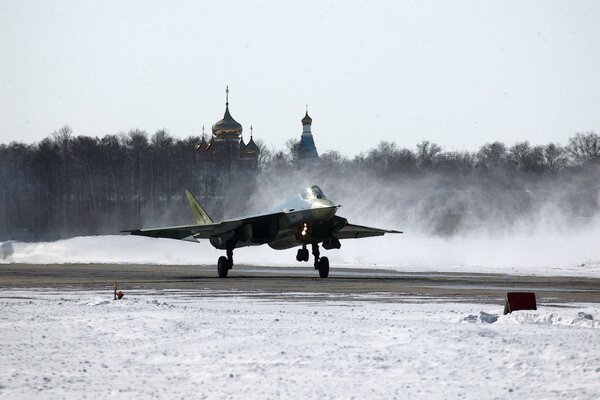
xmin=302 ymin=249 xmax=309 ymax=261
xmin=217 ymin=256 xmax=229 ymax=278
xmin=318 ymin=256 xmax=329 ymax=278
xmin=296 ymin=248 xmax=310 ymax=262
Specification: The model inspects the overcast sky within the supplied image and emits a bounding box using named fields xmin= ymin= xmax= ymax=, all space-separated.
xmin=1 ymin=1 xmax=599 ymax=155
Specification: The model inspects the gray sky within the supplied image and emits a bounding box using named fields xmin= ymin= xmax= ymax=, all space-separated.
xmin=1 ymin=0 xmax=599 ymax=156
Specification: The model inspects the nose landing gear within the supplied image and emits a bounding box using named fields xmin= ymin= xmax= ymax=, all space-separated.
xmin=296 ymin=245 xmax=310 ymax=262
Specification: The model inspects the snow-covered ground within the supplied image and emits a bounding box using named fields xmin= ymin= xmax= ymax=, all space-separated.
xmin=2 ymin=232 xmax=600 ymax=277
xmin=1 ymin=289 xmax=599 ymax=399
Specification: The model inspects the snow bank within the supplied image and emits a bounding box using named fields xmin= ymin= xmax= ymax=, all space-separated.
xmin=1 ymin=289 xmax=599 ymax=399
xmin=2 ymin=229 xmax=600 ymax=277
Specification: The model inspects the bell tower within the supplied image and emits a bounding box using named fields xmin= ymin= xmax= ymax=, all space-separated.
xmin=298 ymin=107 xmax=319 ymax=161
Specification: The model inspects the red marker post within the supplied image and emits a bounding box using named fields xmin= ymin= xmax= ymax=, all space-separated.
xmin=504 ymin=292 xmax=537 ymax=314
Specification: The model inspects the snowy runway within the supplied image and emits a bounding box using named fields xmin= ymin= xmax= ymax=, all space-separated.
xmin=1 ymin=289 xmax=599 ymax=399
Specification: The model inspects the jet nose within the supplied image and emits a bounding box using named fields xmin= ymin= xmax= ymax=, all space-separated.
xmin=311 ymin=199 xmax=338 ymax=221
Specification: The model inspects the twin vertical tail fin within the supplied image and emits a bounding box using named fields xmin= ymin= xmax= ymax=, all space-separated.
xmin=185 ymin=190 xmax=214 ymax=225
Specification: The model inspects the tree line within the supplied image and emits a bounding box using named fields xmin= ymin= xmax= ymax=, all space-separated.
xmin=283 ymin=132 xmax=600 ymax=174
xmin=1 ymin=128 xmax=599 ymax=240
xmin=256 ymin=132 xmax=600 ymax=236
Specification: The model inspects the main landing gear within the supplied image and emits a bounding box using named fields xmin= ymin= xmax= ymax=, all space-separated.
xmin=297 ymin=243 xmax=329 ymax=278
xmin=217 ymin=245 xmax=234 ymax=278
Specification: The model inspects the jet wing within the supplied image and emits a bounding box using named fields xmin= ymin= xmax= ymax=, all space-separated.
xmin=332 ymin=216 xmax=402 ymax=239
xmin=122 ymin=211 xmax=287 ymax=241
xmin=123 ymin=220 xmax=242 ymax=240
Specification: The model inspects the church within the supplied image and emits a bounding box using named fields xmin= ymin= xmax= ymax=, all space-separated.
xmin=195 ymin=87 xmax=260 ymax=173
xmin=298 ymin=109 xmax=319 ymax=161
xmin=193 ymin=87 xmax=261 ymax=218
xmin=193 ymin=88 xmax=320 ymax=216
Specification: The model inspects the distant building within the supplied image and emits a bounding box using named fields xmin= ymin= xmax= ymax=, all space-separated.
xmin=297 ymin=110 xmax=319 ymax=161
xmin=196 ymin=87 xmax=259 ymax=171
xmin=195 ymin=87 xmax=260 ymax=217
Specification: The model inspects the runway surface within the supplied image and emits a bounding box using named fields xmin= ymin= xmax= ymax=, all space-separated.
xmin=2 ymin=263 xmax=600 ymax=304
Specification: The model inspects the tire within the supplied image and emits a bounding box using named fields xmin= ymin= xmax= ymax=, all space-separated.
xmin=302 ymin=249 xmax=310 ymax=262
xmin=217 ymin=256 xmax=229 ymax=278
xmin=318 ymin=256 xmax=329 ymax=278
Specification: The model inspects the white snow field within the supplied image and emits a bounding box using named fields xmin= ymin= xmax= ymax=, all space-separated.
xmin=1 ymin=289 xmax=599 ymax=399
xmin=2 ymin=232 xmax=600 ymax=277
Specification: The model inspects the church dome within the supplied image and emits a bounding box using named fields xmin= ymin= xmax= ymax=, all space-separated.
xmin=212 ymin=104 xmax=242 ymax=137
xmin=196 ymin=135 xmax=208 ymax=151
xmin=244 ymin=136 xmax=259 ymax=156
xmin=302 ymin=111 xmax=312 ymax=125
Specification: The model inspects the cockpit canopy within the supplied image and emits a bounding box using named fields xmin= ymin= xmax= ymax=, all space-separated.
xmin=300 ymin=185 xmax=327 ymax=200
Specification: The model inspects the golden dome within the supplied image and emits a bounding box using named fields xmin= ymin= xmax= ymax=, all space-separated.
xmin=212 ymin=103 xmax=242 ymax=138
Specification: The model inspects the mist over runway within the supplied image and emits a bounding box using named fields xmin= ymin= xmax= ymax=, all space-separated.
xmin=2 ymin=233 xmax=600 ymax=277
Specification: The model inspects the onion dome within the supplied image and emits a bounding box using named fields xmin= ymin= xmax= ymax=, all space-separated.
xmin=212 ymin=86 xmax=242 ymax=138
xmin=212 ymin=104 xmax=242 ymax=138
xmin=302 ymin=111 xmax=312 ymax=125
xmin=245 ymin=136 xmax=259 ymax=155
xmin=196 ymin=133 xmax=208 ymax=151
xmin=244 ymin=125 xmax=259 ymax=156
xmin=239 ymin=136 xmax=246 ymax=151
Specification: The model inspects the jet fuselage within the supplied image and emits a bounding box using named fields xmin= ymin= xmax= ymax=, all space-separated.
xmin=209 ymin=186 xmax=338 ymax=250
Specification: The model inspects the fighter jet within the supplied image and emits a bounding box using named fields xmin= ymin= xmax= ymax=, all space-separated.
xmin=124 ymin=185 xmax=402 ymax=278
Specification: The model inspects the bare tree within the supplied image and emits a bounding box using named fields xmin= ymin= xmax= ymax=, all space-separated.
xmin=285 ymin=138 xmax=301 ymax=164
xmin=255 ymin=139 xmax=272 ymax=170
xmin=477 ymin=142 xmax=507 ymax=170
xmin=319 ymin=150 xmax=346 ymax=169
xmin=568 ymin=132 xmax=600 ymax=165
xmin=541 ymin=143 xmax=567 ymax=170
xmin=416 ymin=141 xmax=442 ymax=168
